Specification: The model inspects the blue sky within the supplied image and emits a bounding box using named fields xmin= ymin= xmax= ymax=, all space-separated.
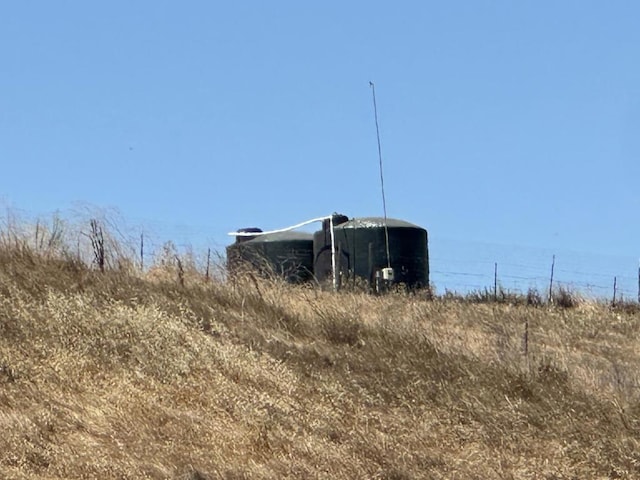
xmin=1 ymin=2 xmax=639 ymax=295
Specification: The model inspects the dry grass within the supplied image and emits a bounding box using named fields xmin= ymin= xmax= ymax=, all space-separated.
xmin=1 ymin=225 xmax=640 ymax=478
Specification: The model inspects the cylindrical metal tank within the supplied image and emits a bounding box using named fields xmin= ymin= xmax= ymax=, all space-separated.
xmin=227 ymin=229 xmax=314 ymax=283
xmin=313 ymin=216 xmax=429 ymax=289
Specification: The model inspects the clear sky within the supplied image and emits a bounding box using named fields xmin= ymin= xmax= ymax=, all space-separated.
xmin=1 ymin=2 xmax=639 ymax=296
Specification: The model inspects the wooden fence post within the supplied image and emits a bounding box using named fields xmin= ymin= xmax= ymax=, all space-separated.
xmin=140 ymin=233 xmax=144 ymax=271
xmin=549 ymin=255 xmax=555 ymax=303
xmin=205 ymin=248 xmax=211 ymax=282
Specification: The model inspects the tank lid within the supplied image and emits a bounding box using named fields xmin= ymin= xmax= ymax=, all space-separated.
xmin=336 ymin=217 xmax=424 ymax=229
xmin=234 ymin=227 xmax=263 ymax=244
xmin=331 ymin=213 xmax=349 ymax=226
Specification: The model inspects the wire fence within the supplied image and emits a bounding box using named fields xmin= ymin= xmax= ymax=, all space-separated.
xmin=1 ymin=206 xmax=638 ymax=302
xmin=134 ymin=231 xmax=640 ymax=303
xmin=429 ymin=236 xmax=639 ymax=302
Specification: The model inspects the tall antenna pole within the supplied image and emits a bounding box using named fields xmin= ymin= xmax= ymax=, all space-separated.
xmin=369 ymin=81 xmax=391 ymax=269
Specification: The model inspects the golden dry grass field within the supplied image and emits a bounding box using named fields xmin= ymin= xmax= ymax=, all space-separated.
xmin=2 ymin=233 xmax=640 ymax=479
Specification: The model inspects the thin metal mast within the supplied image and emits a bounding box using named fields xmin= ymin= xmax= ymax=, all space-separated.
xmin=369 ymin=81 xmax=391 ymax=269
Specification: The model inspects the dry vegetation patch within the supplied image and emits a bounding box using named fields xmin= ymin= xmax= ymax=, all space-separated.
xmin=1 ymin=238 xmax=640 ymax=478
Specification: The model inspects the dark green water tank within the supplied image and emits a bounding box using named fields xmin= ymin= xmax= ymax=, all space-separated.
xmin=313 ymin=216 xmax=429 ymax=289
xmin=226 ymin=229 xmax=314 ymax=283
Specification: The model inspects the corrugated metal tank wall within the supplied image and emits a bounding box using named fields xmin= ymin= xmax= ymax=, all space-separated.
xmin=313 ymin=216 xmax=429 ymax=289
xmin=227 ymin=230 xmax=314 ymax=284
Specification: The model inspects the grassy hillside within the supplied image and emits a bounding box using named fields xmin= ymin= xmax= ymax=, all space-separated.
xmin=1 ymin=238 xmax=640 ymax=479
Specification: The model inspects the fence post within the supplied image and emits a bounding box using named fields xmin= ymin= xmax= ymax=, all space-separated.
xmin=548 ymin=255 xmax=555 ymax=303
xmin=89 ymin=219 xmax=105 ymax=273
xmin=205 ymin=248 xmax=211 ymax=282
xmin=494 ymin=262 xmax=498 ymax=301
xmin=523 ymin=316 xmax=529 ymax=368
xmin=613 ymin=276 xmax=617 ymax=306
xmin=176 ymin=255 xmax=184 ymax=287
xmin=140 ymin=233 xmax=144 ymax=271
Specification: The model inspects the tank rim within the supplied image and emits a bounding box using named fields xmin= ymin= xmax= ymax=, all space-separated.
xmin=333 ymin=217 xmax=424 ymax=229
